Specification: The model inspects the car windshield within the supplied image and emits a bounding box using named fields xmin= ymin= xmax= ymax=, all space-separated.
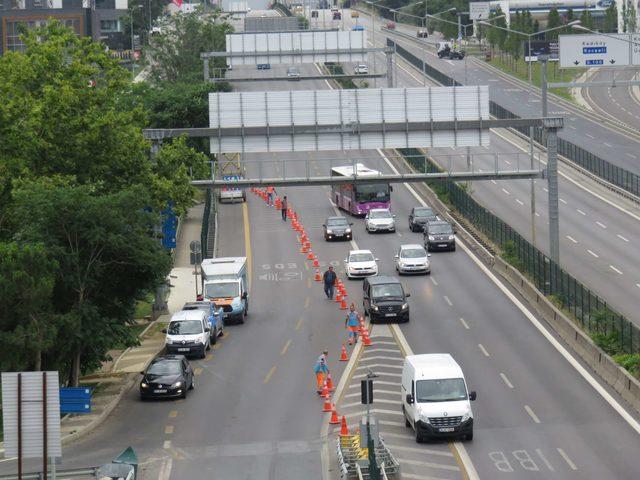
xmin=327 ymin=218 xmax=348 ymax=227
xmin=414 ymin=208 xmax=434 ymax=218
xmin=371 ymin=284 xmax=404 ymax=298
xmin=147 ymin=361 xmax=182 ymax=376
xmin=416 ymin=378 xmax=467 ymax=402
xmin=401 ymin=248 xmax=427 ymax=258
xmin=369 ymin=210 xmax=392 ymax=219
xmin=350 ymin=253 xmax=374 ymax=262
xmin=355 ymin=184 xmax=390 ymax=203
xmin=204 ymin=282 xmax=239 ymax=299
xmin=429 ymin=224 xmax=453 ymax=235
xmin=288 ymin=68 xmax=298 ymax=73
xmin=168 ymin=320 xmax=203 ymax=335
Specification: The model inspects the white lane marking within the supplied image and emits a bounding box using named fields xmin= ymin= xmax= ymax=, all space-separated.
xmin=502 ymin=188 xmax=510 ymax=195
xmin=626 ymin=153 xmax=637 ymax=159
xmin=163 ymin=440 xmax=172 ymax=449
xmin=353 ymin=372 xmax=402 ymax=379
xmin=478 ymin=344 xmax=490 ymax=357
xmin=596 ymin=221 xmax=607 ymax=229
xmin=568 ymin=125 xmax=577 ymax=130
xmin=535 ymin=212 xmax=541 ymax=217
xmin=396 ymin=458 xmax=460 ymax=471
xmin=386 ymin=445 xmax=454 ymax=457
xmin=158 ymin=456 xmax=173 ymax=480
xmin=603 ymin=142 xmax=612 ymax=147
xmin=585 ymin=132 xmax=594 ymax=139
xmin=344 ymin=388 xmax=397 ymax=398
xmin=490 ymin=179 xmax=497 ymax=185
xmin=443 ymin=295 xmax=453 ymax=306
xmin=515 ymin=198 xmax=524 ymax=206
xmin=500 ymin=373 xmax=514 ymax=389
xmin=557 ymin=448 xmax=578 ymax=470
xmin=344 ymin=408 xmax=403 ymax=418
xmin=504 ymin=159 xmax=512 ymax=165
xmin=617 ymin=234 xmax=629 ymax=242
xmin=559 ymin=198 xmax=568 ymax=204
xmin=566 ymin=235 xmax=578 ymax=244
xmin=460 ymin=317 xmax=470 ymax=329
xmin=577 ymin=209 xmax=587 ymax=215
xmin=587 ymin=249 xmax=599 ymax=258
xmin=525 ymin=405 xmax=541 ymax=424
xmin=536 ymin=449 xmax=555 ymax=472
xmin=430 ymin=277 xmax=438 ymax=286
xmin=543 ymin=187 xmax=549 ymax=192
xmin=355 ymin=364 xmax=403 ymax=371
xmin=610 ymin=265 xmax=623 ymax=275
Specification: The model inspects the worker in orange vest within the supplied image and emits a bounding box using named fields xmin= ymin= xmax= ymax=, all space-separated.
xmin=314 ymin=350 xmax=330 ymax=393
xmin=266 ymin=186 xmax=276 ymax=206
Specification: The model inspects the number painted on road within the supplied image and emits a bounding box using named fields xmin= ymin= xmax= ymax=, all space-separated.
xmin=261 ymin=263 xmax=298 ymax=270
xmin=489 ymin=448 xmax=577 ymax=473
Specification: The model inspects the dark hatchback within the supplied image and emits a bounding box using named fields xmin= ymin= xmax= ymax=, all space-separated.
xmin=424 ymin=220 xmax=456 ymax=252
xmin=323 ymin=216 xmax=353 ymax=241
xmin=408 ymin=206 xmax=439 ymax=232
xmin=362 ymin=276 xmax=410 ymax=323
xmin=140 ymin=355 xmax=194 ymax=400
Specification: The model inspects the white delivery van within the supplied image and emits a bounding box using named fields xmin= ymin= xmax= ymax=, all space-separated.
xmin=163 ymin=309 xmax=211 ymax=359
xmin=200 ymin=257 xmax=248 ymax=324
xmin=401 ymin=354 xmax=476 ymax=442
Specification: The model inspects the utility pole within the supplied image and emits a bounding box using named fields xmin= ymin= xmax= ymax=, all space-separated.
xmin=546 ymin=120 xmax=560 ymax=265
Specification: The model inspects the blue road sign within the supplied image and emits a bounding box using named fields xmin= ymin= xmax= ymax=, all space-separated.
xmin=586 ymin=59 xmax=604 ymax=65
xmin=161 ymin=202 xmax=177 ymax=249
xmin=60 ymin=387 xmax=92 ymax=414
xmin=583 ymin=47 xmax=606 ymax=54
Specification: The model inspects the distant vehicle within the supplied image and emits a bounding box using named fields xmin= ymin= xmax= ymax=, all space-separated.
xmin=352 ymin=25 xmax=364 ymax=31
xmin=365 ymin=208 xmax=396 ymax=233
xmin=218 ymin=174 xmax=246 ymax=203
xmin=354 ymin=64 xmax=368 ymax=74
xmin=401 ymin=354 xmax=476 ymax=442
xmin=362 ymin=275 xmax=410 ymax=323
xmin=333 ymin=11 xmax=342 ymax=19
xmin=417 ymin=29 xmax=428 ymax=38
xmin=200 ymin=257 xmax=249 ymax=323
xmin=408 ymin=205 xmax=439 ymax=232
xmin=386 ymin=21 xmax=396 ymax=29
xmin=351 ymin=10 xmax=359 ymax=17
xmin=140 ymin=355 xmax=194 ymax=400
xmin=257 ymin=63 xmax=271 ymax=70
xmin=395 ymin=244 xmax=430 ymax=275
xmin=311 ymin=9 xmax=319 ymax=17
xmin=331 ymin=163 xmax=391 ymax=215
xmin=344 ymin=249 xmax=378 ymax=279
xmin=437 ymin=43 xmax=465 ymax=60
xmin=163 ymin=309 xmax=211 ymax=358
xmin=182 ymin=301 xmax=224 ymax=344
xmin=287 ymin=66 xmax=301 ymax=80
xmin=323 ymin=216 xmax=353 ymax=241
xmin=424 ymin=220 xmax=456 ymax=252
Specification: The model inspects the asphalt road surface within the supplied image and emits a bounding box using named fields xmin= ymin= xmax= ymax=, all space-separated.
xmin=582 ymin=68 xmax=640 ymax=131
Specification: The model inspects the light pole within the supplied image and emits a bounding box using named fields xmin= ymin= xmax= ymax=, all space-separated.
xmin=479 ymin=19 xmax=580 ymax=246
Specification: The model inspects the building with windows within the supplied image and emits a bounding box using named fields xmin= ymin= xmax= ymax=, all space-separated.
xmin=0 ymin=0 xmax=129 ymax=54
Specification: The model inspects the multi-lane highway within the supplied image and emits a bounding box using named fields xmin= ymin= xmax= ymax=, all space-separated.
xmin=581 ymin=68 xmax=640 ymax=130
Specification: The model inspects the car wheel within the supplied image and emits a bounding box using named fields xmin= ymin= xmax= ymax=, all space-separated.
xmin=452 ymin=245 xmax=456 ymax=252
xmin=189 ymin=376 xmax=195 ymax=390
xmin=465 ymin=431 xmax=473 ymax=441
xmin=415 ymin=424 xmax=423 ymax=443
xmin=181 ymin=388 xmax=187 ymax=399
xmin=405 ymin=415 xmax=411 ymax=428
xmin=200 ymin=346 xmax=207 ymax=358
xmin=363 ymin=304 xmax=368 ymax=317
xmin=210 ymin=329 xmax=217 ymax=345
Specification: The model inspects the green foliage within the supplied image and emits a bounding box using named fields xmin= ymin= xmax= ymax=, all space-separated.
xmin=603 ymin=4 xmax=618 ymax=33
xmin=592 ymin=331 xmax=622 ymax=356
xmin=613 ymin=354 xmax=640 ymax=377
xmin=547 ymin=8 xmax=562 ymax=39
xmin=502 ymin=240 xmax=524 ymax=270
xmin=623 ymin=3 xmax=637 ymax=33
xmin=298 ymin=15 xmax=310 ymax=29
xmin=12 ymin=181 xmax=171 ymax=384
xmin=580 ymin=9 xmax=594 ymax=30
xmin=145 ymin=11 xmax=234 ymax=83
xmin=589 ymin=307 xmax=623 ymax=356
xmin=486 ymin=8 xmax=508 ymax=50
xmin=120 ymin=0 xmax=167 ymax=48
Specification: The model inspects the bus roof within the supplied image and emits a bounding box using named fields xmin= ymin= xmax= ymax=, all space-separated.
xmin=331 ymin=164 xmax=383 ymax=178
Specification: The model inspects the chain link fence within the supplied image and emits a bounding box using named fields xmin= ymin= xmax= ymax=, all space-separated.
xmin=400 ymin=148 xmax=640 ymax=355
xmin=388 ymin=39 xmax=640 ymax=197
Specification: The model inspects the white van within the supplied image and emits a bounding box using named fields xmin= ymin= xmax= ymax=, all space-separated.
xmin=163 ymin=310 xmax=211 ymax=359
xmin=200 ymin=257 xmax=248 ymax=324
xmin=401 ymin=354 xmax=476 ymax=442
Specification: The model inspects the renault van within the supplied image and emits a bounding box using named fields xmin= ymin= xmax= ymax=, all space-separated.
xmin=163 ymin=309 xmax=211 ymax=359
xmin=401 ymin=354 xmax=476 ymax=442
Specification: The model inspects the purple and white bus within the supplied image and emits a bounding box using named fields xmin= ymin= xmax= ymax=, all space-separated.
xmin=331 ymin=164 xmax=391 ymax=216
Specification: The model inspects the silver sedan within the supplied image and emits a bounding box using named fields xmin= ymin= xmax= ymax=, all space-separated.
xmin=395 ymin=244 xmax=431 ymax=275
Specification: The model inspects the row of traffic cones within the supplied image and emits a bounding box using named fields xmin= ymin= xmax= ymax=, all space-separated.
xmin=249 ymin=187 xmax=354 ymax=437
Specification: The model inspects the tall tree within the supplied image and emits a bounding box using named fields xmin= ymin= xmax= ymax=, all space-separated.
xmin=603 ymin=4 xmax=619 ymax=32
xmin=12 ymin=181 xmax=172 ymax=385
xmin=580 ymin=9 xmax=594 ymax=30
xmin=547 ymin=8 xmax=562 ymax=40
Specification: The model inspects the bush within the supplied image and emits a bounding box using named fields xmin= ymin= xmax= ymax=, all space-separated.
xmin=502 ymin=240 xmax=523 ymax=270
xmin=591 ymin=331 xmax=622 ymax=357
xmin=613 ymin=354 xmax=640 ymax=377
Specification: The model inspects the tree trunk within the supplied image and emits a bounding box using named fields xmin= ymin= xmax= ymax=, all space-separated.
xmin=69 ymin=351 xmax=81 ymax=387
xmin=34 ymin=347 xmax=42 ymax=371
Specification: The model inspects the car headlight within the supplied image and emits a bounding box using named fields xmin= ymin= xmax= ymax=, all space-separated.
xmin=448 ymin=235 xmax=455 ymax=240
xmin=141 ymin=382 xmax=149 ymax=388
xmin=326 ymin=229 xmax=333 ymax=234
xmin=401 ymin=303 xmax=409 ymax=310
xmin=420 ymin=413 xmax=430 ymax=423
xmin=428 ymin=235 xmax=435 ymax=241
xmin=200 ymin=337 xmax=207 ymax=344
xmin=171 ymin=381 xmax=182 ymax=388
xmin=372 ymin=305 xmax=379 ymax=311
xmin=345 ymin=228 xmax=351 ymax=233
xmin=165 ymin=338 xmax=173 ymax=345
xmin=461 ymin=411 xmax=471 ymax=422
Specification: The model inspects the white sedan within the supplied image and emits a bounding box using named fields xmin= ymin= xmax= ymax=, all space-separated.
xmin=355 ymin=64 xmax=369 ymax=75
xmin=395 ymin=244 xmax=431 ymax=275
xmin=365 ymin=208 xmax=396 ymax=233
xmin=345 ymin=249 xmax=379 ymax=279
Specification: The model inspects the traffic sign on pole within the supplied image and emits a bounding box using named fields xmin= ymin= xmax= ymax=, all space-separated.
xmin=559 ymin=33 xmax=632 ymax=68
xmin=469 ymin=2 xmax=490 ymax=20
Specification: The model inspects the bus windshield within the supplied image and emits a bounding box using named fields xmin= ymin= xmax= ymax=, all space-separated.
xmin=355 ymin=184 xmax=390 ymax=203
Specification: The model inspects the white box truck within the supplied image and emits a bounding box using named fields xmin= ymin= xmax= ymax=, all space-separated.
xmin=200 ymin=257 xmax=249 ymax=324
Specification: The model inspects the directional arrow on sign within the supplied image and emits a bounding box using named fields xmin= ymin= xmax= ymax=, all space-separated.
xmin=574 ymin=60 xmax=580 ymax=65
xmin=610 ymin=59 xmax=616 ymax=64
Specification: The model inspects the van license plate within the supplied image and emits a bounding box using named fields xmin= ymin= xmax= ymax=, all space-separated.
xmin=177 ymin=348 xmax=189 ymax=352
xmin=439 ymin=427 xmax=455 ymax=433
xmin=154 ymin=389 xmax=167 ymax=393
xmin=385 ymin=313 xmax=397 ymax=317
xmin=439 ymin=244 xmax=448 ymax=247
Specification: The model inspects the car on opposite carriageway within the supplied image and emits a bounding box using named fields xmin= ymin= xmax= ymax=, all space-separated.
xmin=323 ymin=216 xmax=353 ymax=241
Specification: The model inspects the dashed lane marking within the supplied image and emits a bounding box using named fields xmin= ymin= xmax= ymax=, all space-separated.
xmin=502 ymin=188 xmax=510 ymax=195
xmin=559 ymin=198 xmax=568 ymax=205
xmin=577 ymin=209 xmax=587 ymax=216
xmin=610 ymin=265 xmax=623 ymax=275
xmin=500 ymin=373 xmax=514 ymax=389
xmin=304 ymin=296 xmax=310 ymax=309
xmin=354 ymin=355 xmax=404 ymax=362
xmin=168 ymin=410 xmax=178 ymax=419
xmin=295 ymin=317 xmax=303 ymax=330
xmin=352 ymin=372 xmax=402 ymax=379
xmin=587 ymin=249 xmax=599 ymax=258
xmin=596 ymin=221 xmax=607 ymax=229
xmin=536 ymin=449 xmax=555 ymax=472
xmin=397 ymin=458 xmax=460 ymax=472
xmin=478 ymin=344 xmax=490 ymax=357
xmin=525 ymin=405 xmax=541 ymax=424
xmin=430 ymin=277 xmax=438 ymax=286
xmin=557 ymin=448 xmax=578 ymax=470
xmin=164 ymin=425 xmax=174 ymax=434
xmin=617 ymin=234 xmax=629 ymax=242
xmin=515 ymin=198 xmax=524 ymax=206
xmin=263 ymin=366 xmax=277 ymax=384
xmin=459 ymin=318 xmax=470 ymax=330
xmin=443 ymin=295 xmax=453 ymax=306
xmin=566 ymin=235 xmax=578 ymax=244
xmin=280 ymin=339 xmax=292 ymax=356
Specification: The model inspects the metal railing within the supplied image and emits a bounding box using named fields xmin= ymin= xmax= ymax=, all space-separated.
xmin=387 ymin=38 xmax=640 ymax=198
xmin=201 ymin=188 xmax=216 ymax=258
xmin=401 ymin=148 xmax=640 ymax=355
xmin=0 ymin=467 xmax=97 ymax=480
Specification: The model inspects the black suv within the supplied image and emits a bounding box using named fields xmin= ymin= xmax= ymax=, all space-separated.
xmin=408 ymin=206 xmax=439 ymax=232
xmin=424 ymin=220 xmax=456 ymax=252
xmin=362 ymin=276 xmax=410 ymax=323
xmin=323 ymin=216 xmax=353 ymax=241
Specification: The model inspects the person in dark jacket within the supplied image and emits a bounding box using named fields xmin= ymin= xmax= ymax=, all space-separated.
xmin=281 ymin=196 xmax=288 ymax=221
xmin=323 ymin=266 xmax=337 ymax=300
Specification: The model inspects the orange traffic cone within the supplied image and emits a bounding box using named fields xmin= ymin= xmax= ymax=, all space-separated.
xmin=305 ymin=241 xmax=311 ymax=250
xmin=312 ymin=257 xmax=319 ymax=267
xmin=339 ymin=416 xmax=350 ymax=436
xmin=300 ymin=244 xmax=308 ymax=254
xmin=275 ymin=197 xmax=282 ymax=210
xmin=315 ymin=269 xmax=322 ymax=282
xmin=340 ymin=297 xmax=348 ymax=310
xmin=339 ymin=344 xmax=349 ymax=361
xmin=307 ymin=251 xmax=315 ymax=260
xmin=320 ymin=382 xmax=330 ymax=399
xmin=329 ymin=404 xmax=340 ymax=424
xmin=326 ymin=372 xmax=335 ymax=391
xmin=322 ymin=395 xmax=333 ymax=412
xmin=335 ymin=291 xmax=343 ymax=303
xmin=362 ymin=330 xmax=372 ymax=346
xmin=340 ymin=285 xmax=348 ymax=297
